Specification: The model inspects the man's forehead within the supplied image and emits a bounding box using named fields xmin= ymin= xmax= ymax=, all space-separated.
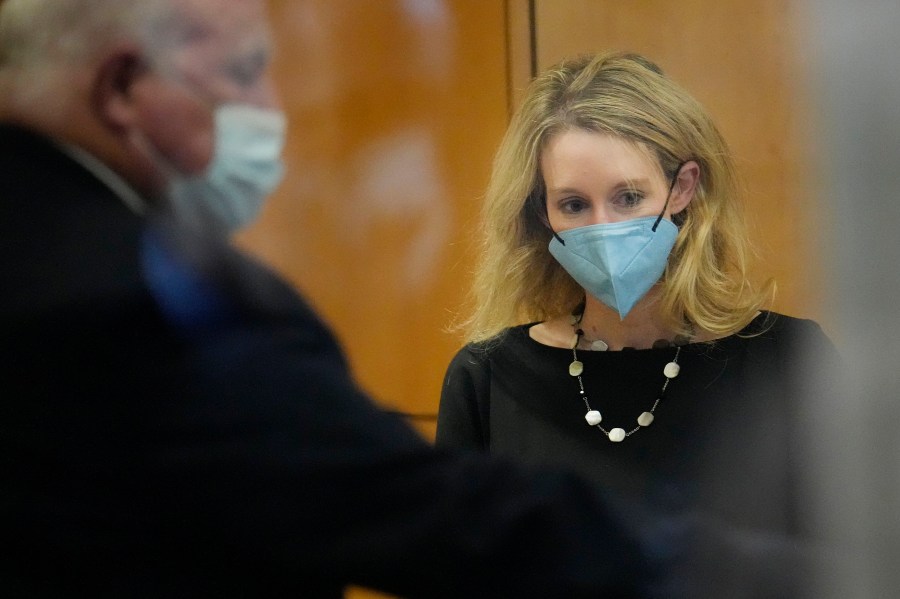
xmin=175 ymin=0 xmax=272 ymax=56
xmin=178 ymin=0 xmax=272 ymax=38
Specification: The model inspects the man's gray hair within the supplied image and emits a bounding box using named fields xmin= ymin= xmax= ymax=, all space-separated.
xmin=0 ymin=0 xmax=207 ymax=104
xmin=0 ymin=0 xmax=197 ymax=71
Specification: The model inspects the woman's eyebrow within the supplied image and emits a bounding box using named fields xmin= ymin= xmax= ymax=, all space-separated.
xmin=612 ymin=177 xmax=653 ymax=190
xmin=547 ymin=186 xmax=587 ymax=196
xmin=547 ymin=177 xmax=654 ymax=196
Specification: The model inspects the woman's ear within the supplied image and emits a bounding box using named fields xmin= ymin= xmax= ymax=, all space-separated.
xmin=90 ymin=44 xmax=148 ymax=133
xmin=670 ymin=160 xmax=700 ymax=216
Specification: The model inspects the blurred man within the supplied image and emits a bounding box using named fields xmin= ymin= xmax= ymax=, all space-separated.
xmin=0 ymin=1 xmax=646 ymax=596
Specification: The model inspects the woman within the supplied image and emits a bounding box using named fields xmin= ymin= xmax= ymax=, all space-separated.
xmin=436 ymin=52 xmax=834 ymax=532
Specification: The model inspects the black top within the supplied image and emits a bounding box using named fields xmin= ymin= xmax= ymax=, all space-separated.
xmin=0 ymin=125 xmax=650 ymax=598
xmin=438 ymin=312 xmax=838 ymax=593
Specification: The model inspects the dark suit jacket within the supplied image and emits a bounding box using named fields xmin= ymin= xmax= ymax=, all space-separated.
xmin=0 ymin=125 xmax=647 ymax=597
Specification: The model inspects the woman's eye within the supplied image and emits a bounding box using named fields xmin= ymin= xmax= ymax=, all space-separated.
xmin=615 ymin=191 xmax=644 ymax=209
xmin=559 ymin=197 xmax=589 ymax=214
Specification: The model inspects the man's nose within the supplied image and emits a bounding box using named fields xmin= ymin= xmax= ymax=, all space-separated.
xmin=245 ymin=75 xmax=282 ymax=110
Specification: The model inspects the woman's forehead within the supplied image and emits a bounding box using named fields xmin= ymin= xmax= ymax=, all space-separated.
xmin=540 ymin=129 xmax=665 ymax=186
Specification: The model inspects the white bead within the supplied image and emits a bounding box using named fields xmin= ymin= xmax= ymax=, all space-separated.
xmin=608 ymin=428 xmax=626 ymax=442
xmin=591 ymin=339 xmax=609 ymax=351
xmin=663 ymin=361 xmax=680 ymax=378
xmin=585 ymin=410 xmax=602 ymax=425
xmin=637 ymin=412 xmax=654 ymax=427
xmin=569 ymin=360 xmax=584 ymax=376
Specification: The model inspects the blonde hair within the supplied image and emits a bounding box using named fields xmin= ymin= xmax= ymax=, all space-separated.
xmin=461 ymin=52 xmax=772 ymax=343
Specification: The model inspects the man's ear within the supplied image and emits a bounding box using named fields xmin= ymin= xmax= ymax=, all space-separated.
xmin=90 ymin=45 xmax=148 ymax=132
xmin=670 ymin=160 xmax=700 ymax=216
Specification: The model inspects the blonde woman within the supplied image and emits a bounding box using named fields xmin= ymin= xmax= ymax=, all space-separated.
xmin=437 ymin=53 xmax=834 ymax=530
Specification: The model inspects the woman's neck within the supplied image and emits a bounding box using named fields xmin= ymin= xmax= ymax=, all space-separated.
xmin=576 ymin=293 xmax=675 ymax=350
xmin=529 ymin=290 xmax=686 ymax=350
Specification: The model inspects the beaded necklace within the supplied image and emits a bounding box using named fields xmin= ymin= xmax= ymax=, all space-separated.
xmin=567 ymin=313 xmax=688 ymax=442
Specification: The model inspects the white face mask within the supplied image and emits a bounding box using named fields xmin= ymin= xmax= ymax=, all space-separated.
xmin=165 ymin=104 xmax=287 ymax=233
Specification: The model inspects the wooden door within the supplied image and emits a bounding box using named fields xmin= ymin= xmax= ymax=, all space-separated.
xmin=240 ymin=1 xmax=513 ymax=443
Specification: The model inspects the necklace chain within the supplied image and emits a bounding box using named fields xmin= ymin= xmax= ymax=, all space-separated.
xmin=568 ymin=319 xmax=684 ymax=443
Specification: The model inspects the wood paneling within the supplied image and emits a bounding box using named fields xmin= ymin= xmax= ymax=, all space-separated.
xmin=239 ymin=1 xmax=511 ymax=435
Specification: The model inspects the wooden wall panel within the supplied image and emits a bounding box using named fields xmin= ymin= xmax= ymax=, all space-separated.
xmin=532 ymin=0 xmax=824 ymax=325
xmin=238 ymin=1 xmax=511 ymax=440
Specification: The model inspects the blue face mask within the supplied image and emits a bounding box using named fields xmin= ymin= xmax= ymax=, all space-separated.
xmin=547 ymin=166 xmax=684 ymax=320
xmin=167 ymin=104 xmax=287 ymax=233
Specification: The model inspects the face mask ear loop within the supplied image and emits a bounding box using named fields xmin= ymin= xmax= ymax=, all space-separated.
xmin=532 ymin=185 xmax=566 ymax=245
xmin=652 ymin=161 xmax=687 ymax=232
xmin=544 ymin=200 xmax=566 ymax=245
